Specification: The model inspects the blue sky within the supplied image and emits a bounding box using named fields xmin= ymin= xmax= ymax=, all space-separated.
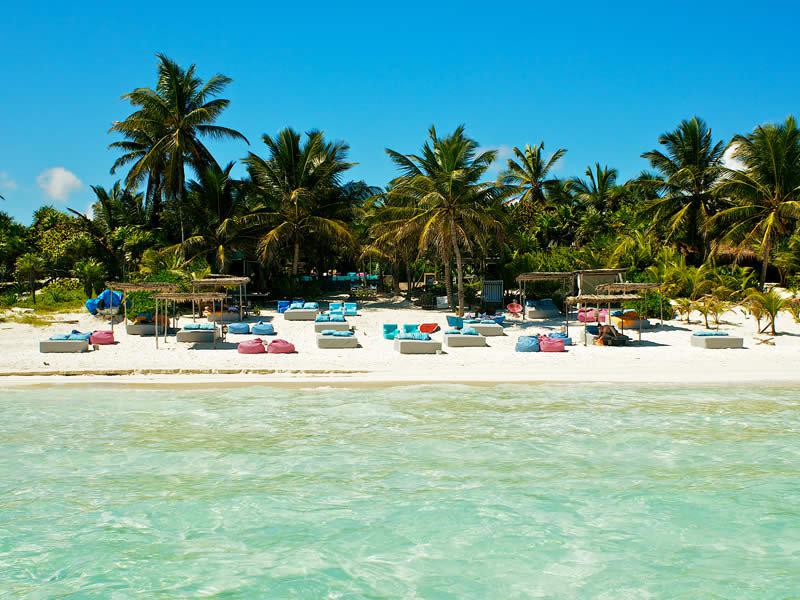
xmin=1 ymin=1 xmax=797 ymax=223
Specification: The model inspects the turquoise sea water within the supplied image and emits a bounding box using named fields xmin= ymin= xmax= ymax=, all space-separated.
xmin=1 ymin=384 xmax=798 ymax=599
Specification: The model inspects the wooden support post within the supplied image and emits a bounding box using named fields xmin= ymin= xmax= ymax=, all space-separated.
xmin=155 ymin=298 xmax=159 ymax=349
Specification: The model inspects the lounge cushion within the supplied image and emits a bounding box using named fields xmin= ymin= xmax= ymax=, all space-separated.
xmin=315 ymin=314 xmax=331 ymax=322
xmin=49 ymin=333 xmax=70 ymax=341
xmin=515 ymin=336 xmax=540 ymax=352
xmin=184 ymin=323 xmax=214 ymax=331
xmin=402 ymin=324 xmax=419 ymax=334
xmin=419 ymin=323 xmax=440 ymax=334
xmin=228 ymin=322 xmax=251 ymax=334
xmin=383 ymin=324 xmax=399 ymax=340
xmin=238 ymin=339 xmax=266 ymax=354
xmin=289 ymin=302 xmax=304 ymax=310
xmin=446 ymin=316 xmax=463 ymax=329
xmin=461 ymin=327 xmax=479 ymax=336
xmin=90 ymin=330 xmax=114 ymax=345
xmin=277 ymin=300 xmax=291 ymax=313
xmin=267 ymin=339 xmax=295 ymax=354
xmin=69 ymin=330 xmax=92 ymax=341
xmin=251 ymin=323 xmax=275 ymax=335
xmin=693 ymin=330 xmax=729 ymax=337
xmin=397 ymin=332 xmax=430 ymax=341
xmin=344 ymin=302 xmax=358 ymax=316
xmin=330 ymin=314 xmax=346 ymax=322
xmin=333 ymin=330 xmax=354 ymax=337
xmin=303 ymin=302 xmax=319 ymax=309
xmin=320 ymin=329 xmax=338 ymax=336
xmin=445 ymin=328 xmax=461 ymax=335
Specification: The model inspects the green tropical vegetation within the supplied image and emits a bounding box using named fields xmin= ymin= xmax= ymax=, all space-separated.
xmin=2 ymin=55 xmax=800 ymax=331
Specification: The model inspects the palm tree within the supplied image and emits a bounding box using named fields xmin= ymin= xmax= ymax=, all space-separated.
xmin=110 ymin=54 xmax=248 ymax=227
xmin=569 ymin=163 xmax=622 ymax=214
xmin=73 ymin=259 xmax=107 ymax=297
xmin=243 ymin=128 xmax=355 ymax=276
xmin=384 ymin=125 xmax=508 ymax=315
xmin=642 ymin=117 xmax=726 ymax=260
xmin=170 ymin=162 xmax=254 ymax=273
xmin=712 ymin=116 xmax=800 ymax=288
xmin=499 ymin=142 xmax=566 ymax=206
xmin=746 ymin=289 xmax=786 ymax=335
xmin=15 ymin=253 xmax=46 ymax=304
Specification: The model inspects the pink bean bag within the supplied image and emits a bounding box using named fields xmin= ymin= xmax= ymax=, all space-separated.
xmin=237 ymin=338 xmax=266 ymax=354
xmin=267 ymin=339 xmax=296 ymax=354
xmin=90 ymin=330 xmax=115 ymax=345
xmin=538 ymin=336 xmax=566 ymax=352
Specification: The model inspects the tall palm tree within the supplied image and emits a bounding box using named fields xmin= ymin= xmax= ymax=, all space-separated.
xmin=243 ymin=128 xmax=355 ymax=275
xmin=499 ymin=142 xmax=566 ymax=206
xmin=569 ymin=163 xmax=621 ymax=214
xmin=642 ymin=117 xmax=726 ymax=260
xmin=712 ymin=116 xmax=800 ymax=288
xmin=15 ymin=253 xmax=46 ymax=304
xmin=384 ymin=125 xmax=508 ymax=315
xmin=110 ymin=54 xmax=248 ymax=226
xmin=169 ymin=162 xmax=255 ymax=273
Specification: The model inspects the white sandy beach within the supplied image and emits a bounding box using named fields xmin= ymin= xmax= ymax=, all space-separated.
xmin=1 ymin=299 xmax=798 ymax=387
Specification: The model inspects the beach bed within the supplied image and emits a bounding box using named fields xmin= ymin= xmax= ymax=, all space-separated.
xmin=316 ymin=333 xmax=359 ymax=349
xmin=283 ymin=308 xmax=318 ymax=321
xmin=39 ymin=339 xmax=90 ymax=353
xmin=443 ymin=333 xmax=487 ymax=347
xmin=691 ymin=335 xmax=744 ymax=349
xmin=467 ymin=323 xmax=504 ymax=336
xmin=393 ymin=338 xmax=442 ymax=354
xmin=176 ymin=327 xmax=221 ymax=343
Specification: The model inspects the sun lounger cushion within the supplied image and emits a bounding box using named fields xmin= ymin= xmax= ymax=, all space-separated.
xmin=547 ymin=332 xmax=573 ymax=346
xmin=49 ymin=333 xmax=70 ymax=340
xmin=316 ymin=314 xmax=330 ymax=322
xmin=445 ymin=328 xmax=461 ymax=335
xmin=289 ymin=302 xmax=304 ymax=310
xmin=267 ymin=339 xmax=295 ymax=354
xmin=397 ymin=332 xmax=431 ymax=341
xmin=303 ymin=302 xmax=319 ymax=309
xmin=333 ymin=330 xmax=354 ymax=337
xmin=419 ymin=323 xmax=439 ymax=334
xmin=693 ymin=330 xmax=729 ymax=336
xmin=329 ymin=302 xmax=343 ymax=312
xmin=480 ymin=319 xmax=496 ymax=325
xmin=69 ymin=331 xmax=92 ymax=341
xmin=344 ymin=302 xmax=358 ymax=316
xmin=320 ymin=329 xmax=337 ymax=335
xmin=184 ymin=323 xmax=214 ymax=331
xmin=515 ymin=336 xmax=540 ymax=352
xmin=238 ymin=339 xmax=266 ymax=354
xmin=90 ymin=330 xmax=114 ymax=345
xmin=446 ymin=316 xmax=463 ymax=329
xmin=228 ymin=322 xmax=250 ymax=334
xmin=383 ymin=324 xmax=399 ymax=340
xmin=251 ymin=323 xmax=275 ymax=335
xmin=330 ymin=314 xmax=345 ymax=322
xmin=402 ymin=324 xmax=419 ymax=333
xmin=461 ymin=327 xmax=479 ymax=336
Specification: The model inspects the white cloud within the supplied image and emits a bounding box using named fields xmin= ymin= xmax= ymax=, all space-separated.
xmin=0 ymin=171 xmax=17 ymax=191
xmin=36 ymin=167 xmax=82 ymax=202
xmin=477 ymin=145 xmax=514 ymax=171
xmin=722 ymin=144 xmax=745 ymax=171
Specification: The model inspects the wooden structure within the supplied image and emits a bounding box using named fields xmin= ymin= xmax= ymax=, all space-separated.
xmin=191 ymin=275 xmax=250 ymax=321
xmin=105 ymin=281 xmax=179 ymax=335
xmin=595 ymin=282 xmax=665 ymax=325
xmin=515 ymin=272 xmax=573 ymax=330
xmin=566 ymin=293 xmax=645 ymax=345
xmin=152 ymin=292 xmax=227 ymax=349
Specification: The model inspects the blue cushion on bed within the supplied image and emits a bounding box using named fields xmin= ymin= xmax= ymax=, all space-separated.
xmin=461 ymin=327 xmax=479 ymax=336
xmin=480 ymin=319 xmax=496 ymax=325
xmin=402 ymin=324 xmax=419 ymax=333
xmin=333 ymin=330 xmax=354 ymax=337
xmin=445 ymin=329 xmax=461 ymax=335
xmin=693 ymin=330 xmax=729 ymax=337
xmin=397 ymin=332 xmax=430 ymax=341
xmin=320 ymin=329 xmax=337 ymax=336
xmin=49 ymin=333 xmax=70 ymax=340
xmin=330 ymin=314 xmax=346 ymax=322
xmin=316 ymin=314 xmax=330 ymax=322
xmin=68 ymin=330 xmax=92 ymax=341
xmin=303 ymin=302 xmax=318 ymax=310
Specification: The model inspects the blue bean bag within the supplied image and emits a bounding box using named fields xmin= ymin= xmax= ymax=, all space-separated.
xmin=228 ymin=322 xmax=250 ymax=334
xmin=252 ymin=322 xmax=275 ymax=335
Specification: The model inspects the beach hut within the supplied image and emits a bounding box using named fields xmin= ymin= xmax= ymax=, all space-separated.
xmin=190 ymin=275 xmax=251 ymax=322
xmin=152 ymin=291 xmax=228 ymax=349
xmin=515 ymin=272 xmax=574 ymax=328
xmin=105 ymin=281 xmax=179 ymax=336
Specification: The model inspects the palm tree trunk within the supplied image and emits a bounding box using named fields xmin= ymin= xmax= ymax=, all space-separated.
xmin=443 ymin=260 xmax=453 ymax=309
xmin=292 ymin=238 xmax=300 ymax=276
xmin=391 ymin=262 xmax=401 ymax=295
xmin=405 ymin=260 xmax=413 ymax=299
xmin=449 ymin=218 xmax=465 ymax=316
xmin=759 ymin=243 xmax=770 ymax=290
xmin=30 ymin=277 xmax=36 ymax=305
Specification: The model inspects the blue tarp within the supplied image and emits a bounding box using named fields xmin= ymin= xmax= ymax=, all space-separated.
xmin=85 ymin=289 xmax=124 ymax=315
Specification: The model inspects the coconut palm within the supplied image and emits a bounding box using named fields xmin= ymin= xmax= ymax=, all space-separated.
xmin=498 ymin=142 xmax=566 ymax=206
xmin=384 ymin=125 xmax=509 ymax=315
xmin=570 ymin=163 xmax=622 ymax=214
xmin=15 ymin=253 xmax=46 ymax=304
xmin=746 ymin=289 xmax=786 ymax=335
xmin=169 ymin=162 xmax=254 ymax=273
xmin=110 ymin=54 xmax=248 ymax=227
xmin=73 ymin=259 xmax=107 ymax=297
xmin=712 ymin=116 xmax=800 ymax=288
xmin=642 ymin=117 xmax=726 ymax=260
xmin=243 ymin=128 xmax=355 ymax=275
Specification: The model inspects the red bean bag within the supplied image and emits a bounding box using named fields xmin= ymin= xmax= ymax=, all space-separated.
xmin=538 ymin=336 xmax=565 ymax=352
xmin=267 ymin=339 xmax=296 ymax=354
xmin=90 ymin=330 xmax=115 ymax=345
xmin=237 ymin=338 xmax=266 ymax=354
xmin=418 ymin=323 xmax=440 ymax=334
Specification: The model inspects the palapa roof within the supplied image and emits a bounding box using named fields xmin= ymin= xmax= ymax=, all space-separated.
xmin=105 ymin=281 xmax=179 ymax=292
xmin=516 ymin=271 xmax=575 ymax=283
xmin=153 ymin=292 xmax=227 ymax=302
xmin=575 ymin=268 xmax=626 ymax=275
xmin=566 ymin=293 xmax=642 ymax=305
xmin=595 ymin=282 xmax=661 ymax=293
xmin=191 ymin=275 xmax=250 ymax=287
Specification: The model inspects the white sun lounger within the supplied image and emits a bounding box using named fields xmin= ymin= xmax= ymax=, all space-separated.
xmin=443 ymin=333 xmax=487 ymax=347
xmin=176 ymin=328 xmax=221 ymax=343
xmin=393 ymin=338 xmax=442 ymax=354
xmin=314 ymin=321 xmax=351 ymax=332
xmin=39 ymin=339 xmax=90 ymax=353
xmin=283 ymin=308 xmax=318 ymax=321
xmin=467 ymin=323 xmax=504 ymax=336
xmin=690 ymin=335 xmax=744 ymax=349
xmin=316 ymin=334 xmax=359 ymax=349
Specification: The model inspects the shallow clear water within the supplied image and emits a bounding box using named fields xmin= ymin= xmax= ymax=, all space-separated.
xmin=1 ymin=384 xmax=799 ymax=598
